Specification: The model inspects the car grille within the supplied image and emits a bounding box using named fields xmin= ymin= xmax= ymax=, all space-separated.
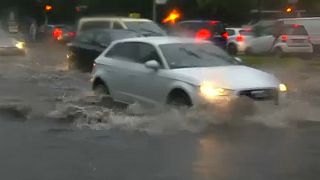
xmin=239 ymin=88 xmax=278 ymax=101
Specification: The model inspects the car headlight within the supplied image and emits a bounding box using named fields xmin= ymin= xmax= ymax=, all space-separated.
xmin=15 ymin=42 xmax=25 ymax=49
xmin=200 ymin=82 xmax=232 ymax=99
xmin=279 ymin=83 xmax=287 ymax=92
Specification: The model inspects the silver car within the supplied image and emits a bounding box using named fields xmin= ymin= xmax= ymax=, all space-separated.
xmin=92 ymin=37 xmax=287 ymax=107
xmin=226 ymin=28 xmax=254 ymax=55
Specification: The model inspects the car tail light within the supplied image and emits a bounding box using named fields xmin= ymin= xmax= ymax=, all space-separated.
xmin=292 ymin=24 xmax=300 ymax=28
xmin=53 ymin=28 xmax=63 ymax=39
xmin=68 ymin=32 xmax=76 ymax=37
xmin=221 ymin=32 xmax=229 ymax=40
xmin=236 ymin=35 xmax=244 ymax=42
xmin=210 ymin=21 xmax=218 ymax=25
xmin=195 ymin=29 xmax=212 ymax=40
xmin=281 ymin=35 xmax=288 ymax=42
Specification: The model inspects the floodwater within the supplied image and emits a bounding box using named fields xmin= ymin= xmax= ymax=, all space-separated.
xmin=0 ymin=40 xmax=319 ymax=180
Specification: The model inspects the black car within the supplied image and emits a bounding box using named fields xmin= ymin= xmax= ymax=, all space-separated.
xmin=66 ymin=29 xmax=139 ymax=72
xmin=168 ymin=20 xmax=228 ymax=49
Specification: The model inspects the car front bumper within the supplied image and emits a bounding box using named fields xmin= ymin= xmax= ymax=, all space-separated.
xmin=194 ymin=90 xmax=287 ymax=107
xmin=0 ymin=47 xmax=25 ymax=55
xmin=192 ymin=91 xmax=287 ymax=118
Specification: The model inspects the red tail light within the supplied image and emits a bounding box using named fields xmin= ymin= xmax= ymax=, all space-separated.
xmin=210 ymin=21 xmax=218 ymax=25
xmin=281 ymin=35 xmax=288 ymax=42
xmin=221 ymin=32 xmax=229 ymax=40
xmin=236 ymin=35 xmax=244 ymax=42
xmin=195 ymin=29 xmax=212 ymax=40
xmin=68 ymin=32 xmax=76 ymax=37
xmin=292 ymin=24 xmax=300 ymax=28
xmin=53 ymin=28 xmax=63 ymax=39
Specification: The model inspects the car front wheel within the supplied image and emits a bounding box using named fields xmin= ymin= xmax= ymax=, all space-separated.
xmin=168 ymin=91 xmax=192 ymax=107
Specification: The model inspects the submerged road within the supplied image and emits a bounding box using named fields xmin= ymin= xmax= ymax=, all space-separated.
xmin=0 ymin=40 xmax=319 ymax=180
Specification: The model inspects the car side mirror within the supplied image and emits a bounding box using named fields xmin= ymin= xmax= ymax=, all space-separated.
xmin=145 ymin=60 xmax=160 ymax=70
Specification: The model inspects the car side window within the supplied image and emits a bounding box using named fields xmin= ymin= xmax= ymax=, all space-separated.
xmin=227 ymin=29 xmax=235 ymax=36
xmin=137 ymin=43 xmax=162 ymax=67
xmin=81 ymin=21 xmax=110 ymax=32
xmin=113 ymin=22 xmax=123 ymax=29
xmin=105 ymin=42 xmax=138 ymax=62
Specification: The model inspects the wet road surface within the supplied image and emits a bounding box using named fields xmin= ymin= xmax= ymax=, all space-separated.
xmin=0 ymin=41 xmax=319 ymax=180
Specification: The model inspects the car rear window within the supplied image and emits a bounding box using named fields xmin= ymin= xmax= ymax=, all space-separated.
xmin=283 ymin=26 xmax=308 ymax=35
xmin=239 ymin=30 xmax=253 ymax=36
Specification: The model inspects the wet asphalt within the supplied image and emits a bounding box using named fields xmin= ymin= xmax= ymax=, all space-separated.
xmin=0 ymin=40 xmax=319 ymax=180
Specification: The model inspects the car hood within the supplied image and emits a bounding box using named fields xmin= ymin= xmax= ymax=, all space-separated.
xmin=168 ymin=65 xmax=280 ymax=90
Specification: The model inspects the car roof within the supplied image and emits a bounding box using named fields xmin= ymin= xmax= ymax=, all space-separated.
xmin=226 ymin=28 xmax=242 ymax=31
xmin=79 ymin=17 xmax=152 ymax=22
xmin=113 ymin=36 xmax=209 ymax=45
xmin=178 ymin=20 xmax=222 ymax=23
xmin=278 ymin=17 xmax=320 ymax=21
xmin=82 ymin=29 xmax=140 ymax=36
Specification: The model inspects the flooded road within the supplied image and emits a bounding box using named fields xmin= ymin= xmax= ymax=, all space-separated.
xmin=0 ymin=41 xmax=319 ymax=180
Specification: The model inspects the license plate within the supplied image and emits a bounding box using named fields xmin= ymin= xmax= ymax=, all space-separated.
xmin=292 ymin=39 xmax=305 ymax=43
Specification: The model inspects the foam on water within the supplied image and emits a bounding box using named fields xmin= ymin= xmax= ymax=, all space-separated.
xmin=46 ymin=89 xmax=320 ymax=135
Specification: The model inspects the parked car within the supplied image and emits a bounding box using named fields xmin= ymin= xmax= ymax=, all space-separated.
xmin=0 ymin=29 xmax=26 ymax=55
xmin=277 ymin=17 xmax=320 ymax=55
xmin=168 ymin=20 xmax=228 ymax=49
xmin=226 ymin=28 xmax=254 ymax=55
xmin=76 ymin=17 xmax=166 ymax=36
xmin=91 ymin=37 xmax=287 ymax=107
xmin=246 ymin=24 xmax=313 ymax=57
xmin=67 ymin=29 xmax=140 ymax=71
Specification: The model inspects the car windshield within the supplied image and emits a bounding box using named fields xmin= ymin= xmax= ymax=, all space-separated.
xmin=124 ymin=21 xmax=166 ymax=36
xmin=160 ymin=43 xmax=239 ymax=69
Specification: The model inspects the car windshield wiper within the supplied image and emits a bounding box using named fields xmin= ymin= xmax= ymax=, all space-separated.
xmin=179 ymin=47 xmax=201 ymax=59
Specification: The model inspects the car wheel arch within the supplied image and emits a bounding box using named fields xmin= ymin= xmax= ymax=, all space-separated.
xmin=167 ymin=88 xmax=193 ymax=106
xmin=93 ymin=77 xmax=107 ymax=89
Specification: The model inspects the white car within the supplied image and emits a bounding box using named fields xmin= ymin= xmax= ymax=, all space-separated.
xmin=77 ymin=17 xmax=166 ymax=36
xmin=226 ymin=28 xmax=254 ymax=55
xmin=0 ymin=30 xmax=26 ymax=55
xmin=92 ymin=37 xmax=287 ymax=107
xmin=247 ymin=24 xmax=313 ymax=57
xmin=278 ymin=17 xmax=320 ymax=54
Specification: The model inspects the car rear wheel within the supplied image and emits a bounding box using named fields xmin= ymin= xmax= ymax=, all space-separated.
xmin=245 ymin=47 xmax=253 ymax=56
xmin=227 ymin=43 xmax=238 ymax=55
xmin=93 ymin=83 xmax=110 ymax=96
